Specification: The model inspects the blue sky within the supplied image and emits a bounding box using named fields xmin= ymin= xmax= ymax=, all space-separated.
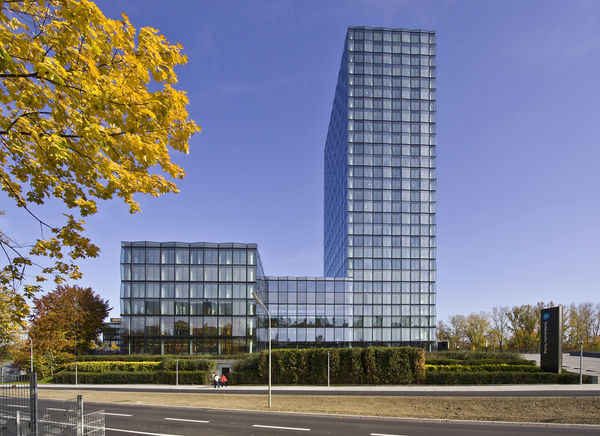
xmin=4 ymin=0 xmax=600 ymax=321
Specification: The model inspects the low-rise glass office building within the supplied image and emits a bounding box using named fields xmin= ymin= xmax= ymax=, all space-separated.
xmin=121 ymin=26 xmax=437 ymax=353
xmin=120 ymin=242 xmax=264 ymax=354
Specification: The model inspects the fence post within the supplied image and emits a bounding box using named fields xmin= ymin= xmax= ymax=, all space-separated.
xmin=176 ymin=359 xmax=179 ymax=386
xmin=75 ymin=361 xmax=78 ymax=385
xmin=16 ymin=410 xmax=21 ymax=436
xmin=77 ymin=394 xmax=83 ymax=436
xmin=29 ymin=372 xmax=38 ymax=436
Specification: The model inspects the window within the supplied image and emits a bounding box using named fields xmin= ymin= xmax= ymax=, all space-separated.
xmin=146 ymin=265 xmax=160 ymax=281
xmin=190 ymin=249 xmax=203 ymax=264
xmin=146 ymin=248 xmax=160 ymax=264
xmin=233 ymin=250 xmax=246 ymax=264
xmin=233 ymin=267 xmax=247 ymax=282
xmin=204 ymin=284 xmax=217 ymax=298
xmin=131 ymin=283 xmax=144 ymax=298
xmin=161 ymin=283 xmax=174 ymax=298
xmin=146 ymin=283 xmax=160 ymax=298
xmin=175 ymin=283 xmax=189 ymax=298
xmin=190 ymin=284 xmax=203 ymax=298
xmin=175 ymin=249 xmax=189 ymax=264
xmin=161 ymin=301 xmax=174 ymax=315
xmin=204 ymin=249 xmax=218 ymax=264
xmin=190 ymin=265 xmax=203 ymax=281
xmin=219 ymin=267 xmax=232 ymax=282
xmin=161 ymin=317 xmax=174 ymax=335
xmin=161 ymin=248 xmax=174 ymax=264
xmin=204 ymin=266 xmax=217 ymax=281
xmin=219 ymin=250 xmax=233 ymax=265
xmin=131 ymin=265 xmax=145 ymax=281
xmin=175 ymin=302 xmax=189 ymax=316
xmin=131 ymin=248 xmax=145 ymax=264
xmin=161 ymin=266 xmax=174 ymax=281
xmin=175 ymin=266 xmax=189 ymax=281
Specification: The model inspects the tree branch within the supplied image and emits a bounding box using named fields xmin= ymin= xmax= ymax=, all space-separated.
xmin=0 ymin=173 xmax=54 ymax=231
xmin=2 ymin=111 xmax=52 ymax=134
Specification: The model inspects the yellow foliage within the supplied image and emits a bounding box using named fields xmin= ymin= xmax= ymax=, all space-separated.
xmin=0 ymin=0 xmax=200 ymax=319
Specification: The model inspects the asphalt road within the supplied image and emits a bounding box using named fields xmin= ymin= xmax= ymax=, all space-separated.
xmin=39 ymin=385 xmax=600 ymax=397
xmin=33 ymin=399 xmax=599 ymax=436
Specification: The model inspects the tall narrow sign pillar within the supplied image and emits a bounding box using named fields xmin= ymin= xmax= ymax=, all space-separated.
xmin=540 ymin=306 xmax=562 ymax=373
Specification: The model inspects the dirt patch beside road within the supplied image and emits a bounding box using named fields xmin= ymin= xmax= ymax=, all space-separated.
xmin=39 ymin=390 xmax=600 ymax=425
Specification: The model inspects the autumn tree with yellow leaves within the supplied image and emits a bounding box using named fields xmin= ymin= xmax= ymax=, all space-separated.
xmin=0 ymin=0 xmax=200 ymax=332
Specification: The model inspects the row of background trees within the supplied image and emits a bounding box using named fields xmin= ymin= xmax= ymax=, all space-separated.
xmin=437 ymin=302 xmax=600 ymax=353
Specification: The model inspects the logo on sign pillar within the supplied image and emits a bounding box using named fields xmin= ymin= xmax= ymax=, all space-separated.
xmin=542 ymin=313 xmax=550 ymax=320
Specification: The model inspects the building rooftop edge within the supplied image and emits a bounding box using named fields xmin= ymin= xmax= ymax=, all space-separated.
xmin=121 ymin=241 xmax=259 ymax=248
xmin=347 ymin=25 xmax=435 ymax=33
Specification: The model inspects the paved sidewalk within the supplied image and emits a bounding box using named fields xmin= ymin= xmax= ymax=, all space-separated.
xmin=522 ymin=353 xmax=600 ymax=377
xmin=39 ymin=383 xmax=600 ymax=392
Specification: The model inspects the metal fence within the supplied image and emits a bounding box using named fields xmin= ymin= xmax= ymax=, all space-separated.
xmin=0 ymin=374 xmax=104 ymax=436
xmin=0 ymin=373 xmax=34 ymax=436
xmin=82 ymin=410 xmax=104 ymax=436
xmin=39 ymin=397 xmax=78 ymax=436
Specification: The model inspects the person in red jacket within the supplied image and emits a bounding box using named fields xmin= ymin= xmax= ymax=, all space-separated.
xmin=220 ymin=374 xmax=228 ymax=387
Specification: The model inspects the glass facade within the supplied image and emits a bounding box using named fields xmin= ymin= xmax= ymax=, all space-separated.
xmin=120 ymin=26 xmax=437 ymax=354
xmin=120 ymin=242 xmax=264 ymax=354
xmin=323 ymin=26 xmax=437 ymax=345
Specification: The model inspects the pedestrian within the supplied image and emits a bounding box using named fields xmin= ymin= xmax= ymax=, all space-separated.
xmin=220 ymin=374 xmax=228 ymax=387
xmin=213 ymin=373 xmax=220 ymax=388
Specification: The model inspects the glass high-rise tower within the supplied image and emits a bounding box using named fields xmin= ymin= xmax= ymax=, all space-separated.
xmin=120 ymin=26 xmax=437 ymax=354
xmin=324 ymin=26 xmax=437 ymax=345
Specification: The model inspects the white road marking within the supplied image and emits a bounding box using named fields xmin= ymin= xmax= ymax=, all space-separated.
xmin=46 ymin=407 xmax=68 ymax=411
xmin=253 ymin=424 xmax=311 ymax=431
xmin=7 ymin=405 xmax=27 ymax=408
xmin=103 ymin=412 xmax=133 ymax=417
xmin=370 ymin=433 xmax=408 ymax=436
xmin=105 ymin=428 xmax=183 ymax=436
xmin=164 ymin=417 xmax=210 ymax=423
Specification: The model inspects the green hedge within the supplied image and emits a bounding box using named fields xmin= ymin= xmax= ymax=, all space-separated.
xmin=230 ymin=354 xmax=260 ymax=385
xmin=425 ymin=351 xmax=532 ymax=366
xmin=76 ymin=354 xmax=247 ymax=361
xmin=76 ymin=355 xmax=164 ymax=362
xmin=159 ymin=359 xmax=214 ymax=371
xmin=426 ymin=364 xmax=541 ymax=373
xmin=234 ymin=346 xmax=425 ymax=385
xmin=66 ymin=358 xmax=214 ymax=373
xmin=53 ymin=370 xmax=211 ymax=384
xmin=424 ymin=371 xmax=590 ymax=384
xmin=64 ymin=362 xmax=161 ymax=372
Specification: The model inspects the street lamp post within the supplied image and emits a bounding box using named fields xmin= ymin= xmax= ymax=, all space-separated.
xmin=252 ymin=292 xmax=271 ymax=408
xmin=579 ymin=339 xmax=584 ymax=385
xmin=327 ymin=351 xmax=330 ymax=387
xmin=29 ymin=337 xmax=33 ymax=374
